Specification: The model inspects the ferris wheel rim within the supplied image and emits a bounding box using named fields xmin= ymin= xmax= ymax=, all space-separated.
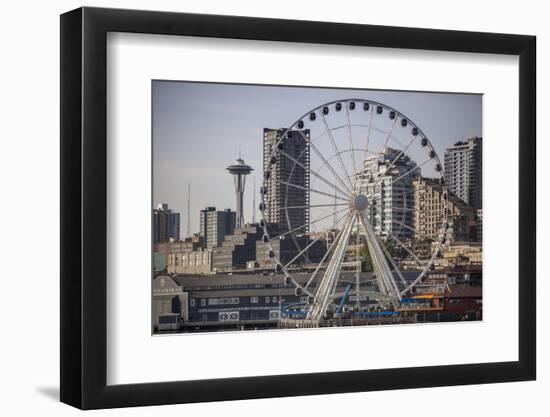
xmin=260 ymin=98 xmax=448 ymax=317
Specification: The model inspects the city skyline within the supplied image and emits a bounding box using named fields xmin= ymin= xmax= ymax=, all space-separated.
xmin=153 ymin=81 xmax=482 ymax=238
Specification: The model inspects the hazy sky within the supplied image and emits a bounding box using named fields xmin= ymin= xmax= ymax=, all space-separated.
xmin=153 ymin=81 xmax=482 ymax=236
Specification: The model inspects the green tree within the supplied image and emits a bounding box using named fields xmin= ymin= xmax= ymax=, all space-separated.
xmin=359 ymin=244 xmax=373 ymax=272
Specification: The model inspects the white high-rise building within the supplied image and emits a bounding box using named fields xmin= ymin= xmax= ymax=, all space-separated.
xmin=355 ymin=148 xmax=418 ymax=241
xmin=199 ymin=207 xmax=236 ymax=249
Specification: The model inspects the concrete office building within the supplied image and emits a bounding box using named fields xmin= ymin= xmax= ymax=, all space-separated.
xmin=444 ymin=137 xmax=482 ymax=209
xmin=167 ymin=248 xmax=213 ymax=275
xmin=211 ymin=224 xmax=263 ymax=272
xmin=153 ymin=203 xmax=180 ymax=244
xmin=356 ymin=147 xmax=418 ymax=241
xmin=154 ymin=235 xmax=204 ymax=272
xmin=476 ymin=209 xmax=483 ymax=242
xmin=199 ymin=207 xmax=236 ymax=249
xmin=262 ymin=128 xmax=310 ymax=233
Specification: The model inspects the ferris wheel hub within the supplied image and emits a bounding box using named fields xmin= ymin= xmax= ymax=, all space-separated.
xmin=353 ymin=194 xmax=369 ymax=211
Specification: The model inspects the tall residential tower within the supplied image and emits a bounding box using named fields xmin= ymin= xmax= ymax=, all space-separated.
xmin=444 ymin=137 xmax=482 ymax=209
xmin=262 ymin=128 xmax=310 ymax=233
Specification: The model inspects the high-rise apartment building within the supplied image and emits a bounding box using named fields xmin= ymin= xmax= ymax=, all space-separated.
xmin=413 ymin=177 xmax=476 ymax=243
xmin=153 ymin=203 xmax=180 ymax=244
xmin=356 ymin=148 xmax=418 ymax=241
xmin=199 ymin=207 xmax=236 ymax=248
xmin=262 ymin=128 xmax=310 ymax=233
xmin=444 ymin=137 xmax=482 ymax=209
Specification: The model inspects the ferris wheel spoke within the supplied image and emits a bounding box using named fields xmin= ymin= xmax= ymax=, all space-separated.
xmin=285 ymin=202 xmax=348 ymax=210
xmin=312 ymin=147 xmax=371 ymax=185
xmin=275 ymin=179 xmax=349 ymax=202
xmin=309 ymin=140 xmax=354 ymax=195
xmin=380 ymin=117 xmax=398 ymax=152
xmin=392 ymin=207 xmax=416 ymax=213
xmin=320 ymin=114 xmax=355 ymax=191
xmin=271 ymin=206 xmax=349 ymax=241
xmin=345 ymin=103 xmax=358 ymax=177
xmin=376 ymin=233 xmax=408 ymax=286
xmin=366 ymin=185 xmax=426 ymax=200
xmin=277 ymin=148 xmax=352 ymax=199
xmin=364 ymin=105 xmax=374 ymax=163
xmin=393 ymin=220 xmax=417 ymax=235
xmin=377 ymin=134 xmax=417 ymax=182
xmin=390 ymin=158 xmax=430 ymax=185
xmin=284 ymin=210 xmax=349 ymax=269
xmin=388 ymin=231 xmax=426 ymax=268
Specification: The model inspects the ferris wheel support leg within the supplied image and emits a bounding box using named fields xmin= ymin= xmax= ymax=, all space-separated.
xmin=357 ymin=211 xmax=402 ymax=309
xmin=307 ymin=214 xmax=355 ymax=322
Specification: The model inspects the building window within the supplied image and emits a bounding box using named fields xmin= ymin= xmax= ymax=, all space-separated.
xmin=251 ymin=296 xmax=258 ymax=304
xmin=190 ymin=299 xmax=196 ymax=307
xmin=265 ymin=296 xmax=271 ymax=304
xmin=200 ymin=298 xmax=206 ymax=307
xmin=272 ymin=296 xmax=278 ymax=303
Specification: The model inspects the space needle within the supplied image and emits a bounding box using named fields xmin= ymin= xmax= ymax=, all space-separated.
xmin=226 ymin=153 xmax=254 ymax=228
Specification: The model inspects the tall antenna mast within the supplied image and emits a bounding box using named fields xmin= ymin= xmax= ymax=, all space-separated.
xmin=186 ymin=181 xmax=191 ymax=237
xmin=252 ymin=175 xmax=256 ymax=224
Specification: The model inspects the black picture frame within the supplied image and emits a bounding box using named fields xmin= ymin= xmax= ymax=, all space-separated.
xmin=60 ymin=6 xmax=536 ymax=410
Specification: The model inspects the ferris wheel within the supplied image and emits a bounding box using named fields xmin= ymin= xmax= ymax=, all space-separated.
xmin=260 ymin=99 xmax=448 ymax=323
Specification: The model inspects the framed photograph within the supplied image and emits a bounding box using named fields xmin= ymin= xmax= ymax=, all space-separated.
xmin=60 ymin=6 xmax=536 ymax=409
